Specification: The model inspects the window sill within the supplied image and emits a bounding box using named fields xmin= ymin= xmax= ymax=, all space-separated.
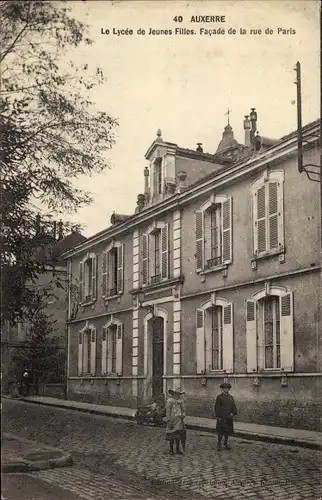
xmin=252 ymin=248 xmax=285 ymax=264
xmin=80 ymin=299 xmax=96 ymax=307
xmin=102 ymin=293 xmax=122 ymax=302
xmin=130 ymin=276 xmax=184 ymax=294
xmin=199 ymin=264 xmax=227 ymax=276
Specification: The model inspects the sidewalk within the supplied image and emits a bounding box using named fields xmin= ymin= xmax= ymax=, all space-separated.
xmin=1 ymin=432 xmax=73 ymax=473
xmin=8 ymin=395 xmax=322 ymax=451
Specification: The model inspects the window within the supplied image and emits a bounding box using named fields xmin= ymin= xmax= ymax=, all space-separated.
xmin=154 ymin=158 xmax=162 ymax=196
xmin=102 ymin=243 xmax=124 ymax=297
xmin=211 ymin=306 xmax=223 ymax=370
xmin=78 ymin=326 xmax=96 ymax=376
xmin=252 ymin=171 xmax=284 ymax=257
xmin=196 ymin=299 xmax=233 ymax=374
xmin=79 ymin=254 xmax=97 ymax=303
xmin=263 ymin=297 xmax=280 ymax=369
xmin=101 ymin=321 xmax=123 ymax=375
xmin=195 ymin=196 xmax=232 ymax=272
xmin=246 ymin=289 xmax=294 ymax=373
xmin=142 ymin=222 xmax=169 ymax=286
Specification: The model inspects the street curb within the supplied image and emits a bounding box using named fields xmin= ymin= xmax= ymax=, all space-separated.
xmin=1 ymin=433 xmax=73 ymax=473
xmin=10 ymin=397 xmax=322 ymax=452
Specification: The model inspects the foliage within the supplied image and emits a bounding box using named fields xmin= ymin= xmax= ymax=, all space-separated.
xmin=0 ymin=0 xmax=118 ymax=324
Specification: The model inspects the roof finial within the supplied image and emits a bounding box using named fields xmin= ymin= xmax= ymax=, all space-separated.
xmin=225 ymin=108 xmax=231 ymax=126
xmin=156 ymin=128 xmax=162 ymax=139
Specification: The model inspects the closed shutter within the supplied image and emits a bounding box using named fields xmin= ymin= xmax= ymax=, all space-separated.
xmin=101 ymin=327 xmax=107 ymax=374
xmin=102 ymin=251 xmax=108 ymax=297
xmin=117 ymin=244 xmax=124 ymax=293
xmin=268 ymin=182 xmax=278 ymax=250
xmin=161 ymin=224 xmax=169 ymax=279
xmin=142 ymin=234 xmax=148 ymax=285
xmin=256 ymin=185 xmax=266 ymax=253
xmin=222 ymin=304 xmax=234 ymax=373
xmin=195 ymin=211 xmax=204 ymax=271
xmin=277 ymin=180 xmax=284 ymax=250
xmin=116 ymin=324 xmax=123 ymax=376
xmin=222 ymin=197 xmax=232 ymax=263
xmin=280 ymin=292 xmax=294 ymax=371
xmin=79 ymin=262 xmax=84 ymax=303
xmin=90 ymin=328 xmax=96 ymax=376
xmin=91 ymin=256 xmax=97 ymax=301
xmin=246 ymin=300 xmax=257 ymax=372
xmin=196 ymin=309 xmax=205 ymax=373
xmin=78 ymin=331 xmax=83 ymax=376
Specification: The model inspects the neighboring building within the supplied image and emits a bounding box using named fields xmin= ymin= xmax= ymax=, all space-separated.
xmin=63 ymin=111 xmax=321 ymax=431
xmin=1 ymin=228 xmax=86 ymax=394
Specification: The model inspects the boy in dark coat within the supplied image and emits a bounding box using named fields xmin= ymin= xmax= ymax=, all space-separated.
xmin=214 ymin=382 xmax=237 ymax=450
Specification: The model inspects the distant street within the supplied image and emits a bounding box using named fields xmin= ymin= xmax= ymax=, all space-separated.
xmin=2 ymin=399 xmax=321 ymax=500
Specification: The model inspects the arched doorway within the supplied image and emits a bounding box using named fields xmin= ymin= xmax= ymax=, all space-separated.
xmin=151 ymin=316 xmax=164 ymax=397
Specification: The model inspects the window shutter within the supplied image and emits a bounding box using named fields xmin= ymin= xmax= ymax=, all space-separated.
xmin=102 ymin=251 xmax=108 ymax=297
xmin=101 ymin=327 xmax=107 ymax=374
xmin=222 ymin=197 xmax=232 ymax=263
xmin=142 ymin=234 xmax=148 ymax=285
xmin=277 ymin=181 xmax=284 ymax=250
xmin=116 ymin=324 xmax=123 ymax=376
xmin=222 ymin=304 xmax=234 ymax=373
xmin=78 ymin=331 xmax=83 ymax=376
xmin=79 ymin=262 xmax=84 ymax=303
xmin=246 ymin=300 xmax=257 ymax=372
xmin=196 ymin=309 xmax=205 ymax=373
xmin=268 ymin=182 xmax=278 ymax=250
xmin=161 ymin=224 xmax=169 ymax=279
xmin=195 ymin=211 xmax=204 ymax=271
xmin=255 ymin=185 xmax=266 ymax=254
xmin=117 ymin=244 xmax=124 ymax=293
xmin=91 ymin=256 xmax=97 ymax=301
xmin=90 ymin=328 xmax=96 ymax=376
xmin=280 ymin=292 xmax=294 ymax=372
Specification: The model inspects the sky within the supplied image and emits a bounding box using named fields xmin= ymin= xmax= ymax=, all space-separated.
xmin=66 ymin=0 xmax=320 ymax=237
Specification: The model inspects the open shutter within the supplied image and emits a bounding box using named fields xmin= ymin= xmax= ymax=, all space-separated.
xmin=102 ymin=251 xmax=108 ymax=297
xmin=256 ymin=185 xmax=267 ymax=254
xmin=90 ymin=328 xmax=96 ymax=375
xmin=142 ymin=234 xmax=148 ymax=285
xmin=222 ymin=304 xmax=234 ymax=373
xmin=79 ymin=262 xmax=84 ymax=303
xmin=116 ymin=324 xmax=123 ymax=376
xmin=280 ymin=292 xmax=294 ymax=372
xmin=101 ymin=327 xmax=107 ymax=374
xmin=91 ymin=256 xmax=97 ymax=301
xmin=268 ymin=182 xmax=278 ymax=250
xmin=195 ymin=211 xmax=204 ymax=271
xmin=78 ymin=331 xmax=83 ymax=376
xmin=246 ymin=300 xmax=257 ymax=372
xmin=117 ymin=244 xmax=124 ymax=293
xmin=222 ymin=197 xmax=232 ymax=263
xmin=161 ymin=224 xmax=169 ymax=279
xmin=196 ymin=309 xmax=205 ymax=373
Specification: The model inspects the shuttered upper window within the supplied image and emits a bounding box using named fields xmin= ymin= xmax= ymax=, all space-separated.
xmin=195 ymin=195 xmax=232 ymax=272
xmin=102 ymin=242 xmax=124 ymax=298
xmin=251 ymin=171 xmax=284 ymax=257
xmin=79 ymin=253 xmax=97 ymax=304
xmin=142 ymin=222 xmax=169 ymax=286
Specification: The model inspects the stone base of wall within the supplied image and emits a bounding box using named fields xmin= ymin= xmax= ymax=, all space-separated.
xmin=182 ymin=375 xmax=322 ymax=431
xmin=40 ymin=383 xmax=66 ymax=400
xmin=67 ymin=375 xmax=322 ymax=431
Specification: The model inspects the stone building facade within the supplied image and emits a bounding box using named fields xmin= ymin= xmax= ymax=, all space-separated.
xmin=64 ymin=113 xmax=321 ymax=430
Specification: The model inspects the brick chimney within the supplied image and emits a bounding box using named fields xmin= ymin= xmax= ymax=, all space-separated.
xmin=250 ymin=108 xmax=257 ymax=143
xmin=243 ymin=115 xmax=251 ymax=146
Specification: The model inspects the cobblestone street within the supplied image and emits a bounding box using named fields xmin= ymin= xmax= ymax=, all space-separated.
xmin=2 ymin=400 xmax=321 ymax=499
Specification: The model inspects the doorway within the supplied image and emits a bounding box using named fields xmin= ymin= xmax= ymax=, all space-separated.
xmin=152 ymin=316 xmax=164 ymax=398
